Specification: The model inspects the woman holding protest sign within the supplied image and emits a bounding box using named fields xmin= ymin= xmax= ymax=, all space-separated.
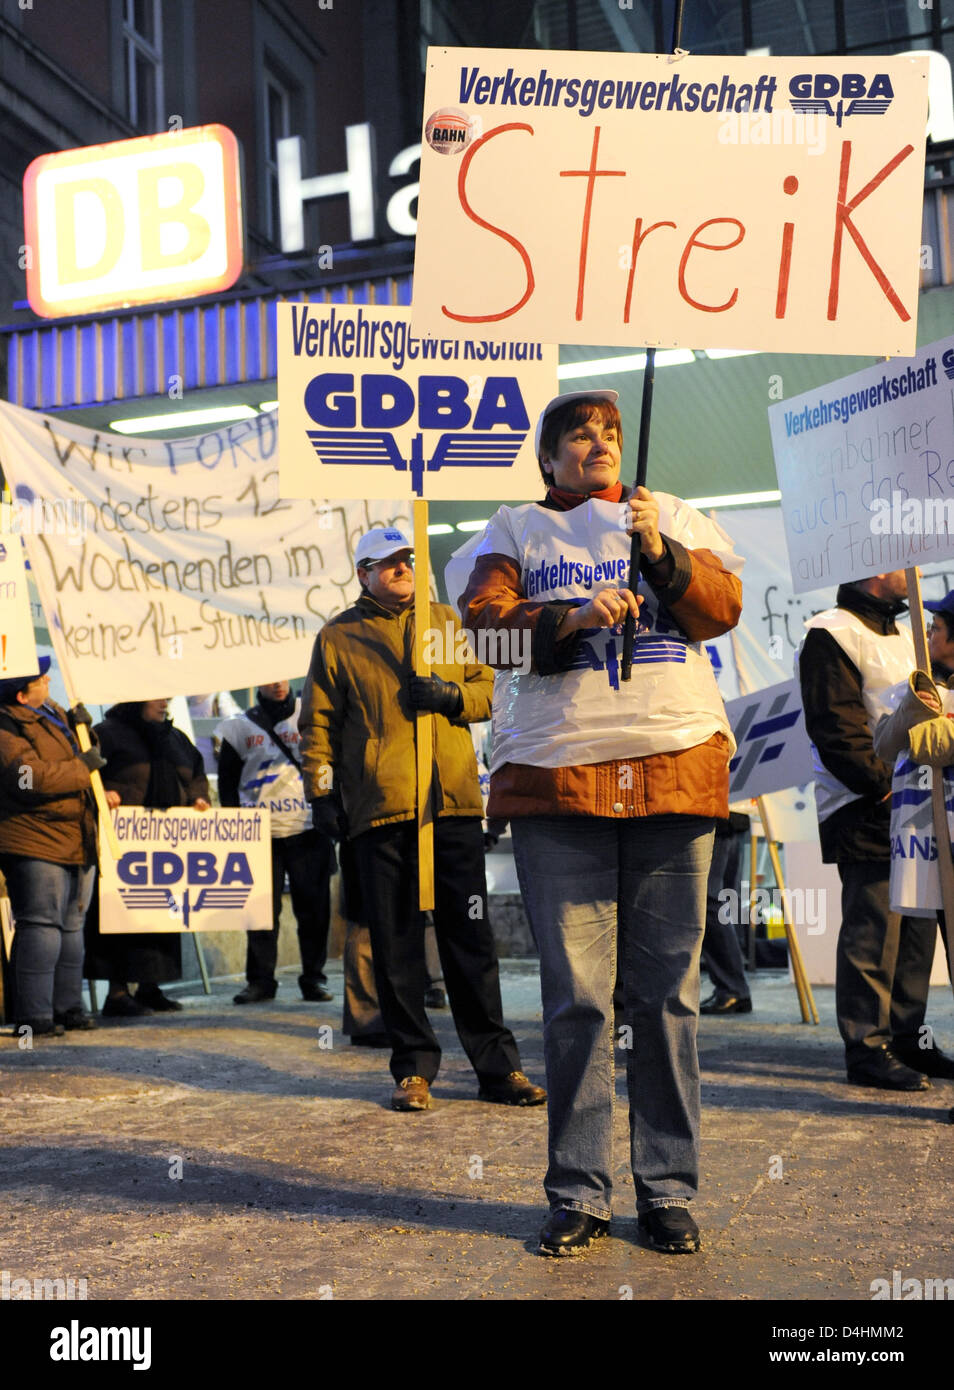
xmin=84 ymin=699 xmax=210 ymax=1017
xmin=454 ymin=389 xmax=744 ymax=1256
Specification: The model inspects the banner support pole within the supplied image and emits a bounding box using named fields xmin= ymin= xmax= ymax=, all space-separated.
xmin=413 ymin=499 xmax=435 ymax=913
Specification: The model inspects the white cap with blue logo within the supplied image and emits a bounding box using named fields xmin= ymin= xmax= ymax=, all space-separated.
xmin=354 ymin=527 xmax=413 ymax=567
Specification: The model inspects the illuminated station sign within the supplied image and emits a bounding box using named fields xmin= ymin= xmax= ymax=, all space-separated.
xmin=22 ymin=124 xmax=245 ymax=318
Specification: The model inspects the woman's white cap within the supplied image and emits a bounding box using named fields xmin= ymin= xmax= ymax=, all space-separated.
xmin=534 ymin=389 xmax=619 ymax=458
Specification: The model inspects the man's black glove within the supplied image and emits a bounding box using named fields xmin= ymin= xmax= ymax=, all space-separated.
xmin=407 ymin=674 xmax=463 ymax=718
xmin=68 ymin=703 xmax=93 ymax=730
xmin=80 ymin=747 xmax=107 ymax=773
xmin=311 ymin=797 xmax=345 ymax=842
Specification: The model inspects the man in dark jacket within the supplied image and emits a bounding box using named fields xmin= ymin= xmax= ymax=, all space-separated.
xmin=799 ymin=573 xmax=954 ymax=1089
xmin=0 ymin=656 xmax=108 ymax=1035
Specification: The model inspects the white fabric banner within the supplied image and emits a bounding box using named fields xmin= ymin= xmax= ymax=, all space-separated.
xmin=277 ymin=303 xmax=558 ymax=500
xmin=98 ymin=807 xmax=272 ymax=934
xmin=413 ymin=50 xmax=928 ymax=354
xmin=0 ymin=400 xmax=411 ymax=703
xmin=0 ymin=506 xmax=40 ymax=679
xmin=769 ymin=334 xmax=954 ymax=592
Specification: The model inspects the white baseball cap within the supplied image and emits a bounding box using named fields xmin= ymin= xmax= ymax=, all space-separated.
xmin=354 ymin=527 xmax=413 ymax=567
xmin=533 ymin=389 xmax=620 ymax=458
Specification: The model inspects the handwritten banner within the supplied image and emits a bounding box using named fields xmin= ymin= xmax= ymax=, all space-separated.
xmin=99 ymin=807 xmax=271 ymax=934
xmin=412 ymin=50 xmax=928 ymax=354
xmin=769 ymin=335 xmax=954 ymax=593
xmin=0 ymin=505 xmax=40 ymax=679
xmin=277 ymin=303 xmax=557 ymax=500
xmin=0 ymin=400 xmax=411 ymax=702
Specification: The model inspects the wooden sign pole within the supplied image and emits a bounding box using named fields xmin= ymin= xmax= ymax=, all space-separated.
xmin=413 ymin=499 xmax=435 ymax=912
xmin=904 ymin=567 xmax=954 ymax=993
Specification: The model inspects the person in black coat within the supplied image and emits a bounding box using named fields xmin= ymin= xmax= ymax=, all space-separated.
xmin=84 ymin=699 xmax=210 ymax=1017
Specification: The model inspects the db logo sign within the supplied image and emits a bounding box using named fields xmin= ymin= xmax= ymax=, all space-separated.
xmin=22 ymin=124 xmax=244 ymax=318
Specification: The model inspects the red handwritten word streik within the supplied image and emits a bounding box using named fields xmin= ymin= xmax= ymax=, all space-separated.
xmin=441 ymin=123 xmax=914 ymax=328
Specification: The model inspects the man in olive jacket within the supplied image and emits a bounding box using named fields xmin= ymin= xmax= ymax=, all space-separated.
xmin=299 ymin=528 xmax=544 ymax=1113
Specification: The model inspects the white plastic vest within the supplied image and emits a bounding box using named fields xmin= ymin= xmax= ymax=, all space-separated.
xmin=450 ymin=494 xmax=743 ymax=772
xmin=215 ymin=700 xmax=311 ymax=838
xmin=887 ymin=686 xmax=954 ymax=917
xmin=801 ymin=608 xmax=915 ymax=824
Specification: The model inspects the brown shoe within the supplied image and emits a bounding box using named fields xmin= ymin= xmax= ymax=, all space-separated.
xmin=479 ymin=1070 xmax=547 ymax=1106
xmin=391 ymin=1076 xmax=433 ymax=1111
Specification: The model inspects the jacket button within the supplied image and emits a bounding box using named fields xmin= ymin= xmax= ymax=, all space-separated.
xmin=612 ymin=801 xmax=624 ymax=813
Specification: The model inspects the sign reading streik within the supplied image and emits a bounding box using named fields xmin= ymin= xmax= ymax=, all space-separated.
xmin=769 ymin=334 xmax=954 ymax=592
xmin=277 ymin=303 xmax=557 ymax=499
xmin=23 ymin=125 xmax=244 ymax=318
xmin=99 ymin=808 xmax=271 ymax=934
xmin=412 ymin=51 xmax=928 ymax=355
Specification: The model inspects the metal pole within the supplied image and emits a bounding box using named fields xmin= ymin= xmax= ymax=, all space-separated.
xmin=620 ymin=0 xmax=686 ymax=681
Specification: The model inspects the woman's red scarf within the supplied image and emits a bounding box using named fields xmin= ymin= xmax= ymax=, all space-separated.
xmin=546 ymin=482 xmax=624 ymax=511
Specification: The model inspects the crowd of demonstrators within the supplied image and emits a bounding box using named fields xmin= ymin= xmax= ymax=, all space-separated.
xmin=457 ymin=389 xmax=743 ymax=1257
xmin=299 ymin=527 xmax=545 ymax=1113
xmin=216 ymin=679 xmax=334 ymax=1005
xmin=83 ymin=699 xmax=210 ymax=1018
xmin=0 ymin=657 xmax=106 ymax=1035
xmin=799 ymin=572 xmax=954 ymax=1092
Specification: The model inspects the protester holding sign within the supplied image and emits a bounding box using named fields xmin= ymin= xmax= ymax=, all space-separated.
xmin=870 ymin=592 xmax=954 ymax=995
xmin=216 ymin=679 xmax=334 ymax=1005
xmin=85 ymin=699 xmax=210 ymax=1017
xmin=798 ymin=575 xmax=948 ymax=1090
xmin=456 ymin=390 xmax=743 ymax=1256
xmin=0 ymin=656 xmax=109 ymax=1036
xmin=300 ymin=527 xmax=545 ymax=1113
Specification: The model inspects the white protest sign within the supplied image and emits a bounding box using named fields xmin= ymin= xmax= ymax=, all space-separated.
xmin=98 ymin=807 xmax=271 ymax=934
xmin=412 ymin=50 xmax=928 ymax=355
xmin=0 ymin=507 xmax=39 ymax=679
xmin=0 ymin=399 xmax=412 ymax=702
xmin=726 ymin=679 xmax=812 ymax=800
xmin=277 ymin=303 xmax=557 ymax=500
xmin=769 ymin=336 xmax=954 ymax=593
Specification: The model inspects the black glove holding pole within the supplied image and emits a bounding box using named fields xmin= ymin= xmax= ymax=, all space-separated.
xmin=79 ymin=747 xmax=107 ymax=773
xmin=68 ymin=703 xmax=93 ymax=730
xmin=407 ymin=675 xmax=463 ymax=719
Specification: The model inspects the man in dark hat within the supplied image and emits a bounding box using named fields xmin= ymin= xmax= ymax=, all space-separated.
xmin=0 ymin=657 xmax=111 ymax=1036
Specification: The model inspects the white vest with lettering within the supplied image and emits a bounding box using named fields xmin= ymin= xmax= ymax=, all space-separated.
xmin=215 ymin=700 xmax=311 ymax=838
xmin=449 ymin=493 xmax=742 ymax=772
xmin=887 ymin=686 xmax=954 ymax=916
xmin=801 ymin=608 xmax=915 ymax=824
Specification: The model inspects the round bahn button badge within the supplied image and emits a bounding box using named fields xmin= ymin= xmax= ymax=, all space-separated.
xmin=424 ymin=107 xmax=480 ymax=155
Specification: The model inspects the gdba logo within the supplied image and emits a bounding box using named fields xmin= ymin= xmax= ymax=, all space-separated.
xmin=117 ymin=850 xmax=251 ymax=928
xmin=789 ymin=72 xmax=894 ymax=125
xmin=304 ymin=372 xmax=529 ymax=497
